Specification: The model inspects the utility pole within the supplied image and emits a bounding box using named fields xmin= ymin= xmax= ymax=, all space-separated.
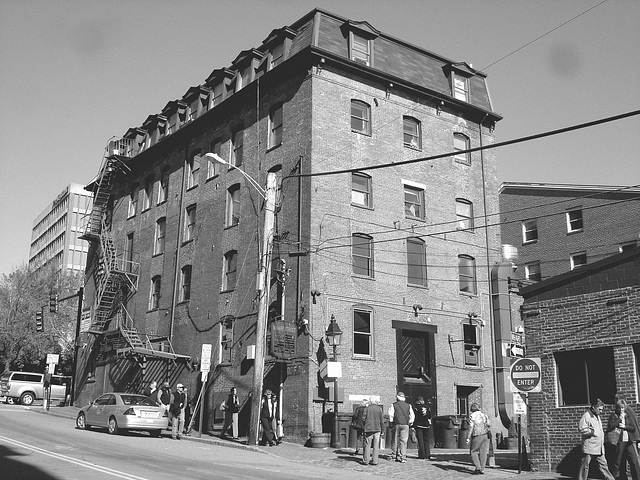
xmin=248 ymin=172 xmax=278 ymax=446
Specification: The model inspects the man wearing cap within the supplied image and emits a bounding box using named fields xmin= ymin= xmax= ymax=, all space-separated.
xmin=157 ymin=381 xmax=172 ymax=416
xmin=171 ymin=383 xmax=187 ymax=440
xmin=388 ymin=391 xmax=414 ymax=463
xmin=578 ymin=398 xmax=615 ymax=480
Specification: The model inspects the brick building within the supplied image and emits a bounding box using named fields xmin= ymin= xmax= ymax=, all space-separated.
xmin=76 ymin=9 xmax=513 ymax=444
xmin=499 ymin=182 xmax=640 ymax=283
xmin=519 ymin=247 xmax=640 ymax=474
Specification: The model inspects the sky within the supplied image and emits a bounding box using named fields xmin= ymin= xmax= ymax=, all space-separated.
xmin=1 ymin=0 xmax=639 ymax=276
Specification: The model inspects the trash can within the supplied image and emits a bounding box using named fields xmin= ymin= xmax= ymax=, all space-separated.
xmin=337 ymin=412 xmax=353 ymax=448
xmin=457 ymin=416 xmax=470 ymax=448
xmin=434 ymin=415 xmax=458 ymax=449
xmin=383 ymin=414 xmax=392 ymax=449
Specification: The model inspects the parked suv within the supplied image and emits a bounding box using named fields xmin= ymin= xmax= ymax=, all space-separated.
xmin=0 ymin=371 xmax=70 ymax=406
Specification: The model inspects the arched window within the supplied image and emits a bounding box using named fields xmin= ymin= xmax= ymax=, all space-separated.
xmin=458 ymin=255 xmax=476 ymax=294
xmin=352 ymin=234 xmax=373 ymax=277
xmin=351 ymin=100 xmax=371 ymax=135
xmin=403 ymin=117 xmax=421 ymax=149
xmin=407 ymin=237 xmax=427 ymax=286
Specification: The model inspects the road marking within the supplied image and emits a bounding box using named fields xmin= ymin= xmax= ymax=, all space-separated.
xmin=0 ymin=435 xmax=150 ymax=480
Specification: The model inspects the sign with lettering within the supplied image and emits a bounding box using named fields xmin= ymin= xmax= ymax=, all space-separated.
xmin=510 ymin=357 xmax=541 ymax=393
xmin=200 ymin=344 xmax=212 ymax=373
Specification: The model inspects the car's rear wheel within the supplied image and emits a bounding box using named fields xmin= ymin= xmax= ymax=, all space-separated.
xmin=6 ymin=397 xmax=15 ymax=405
xmin=20 ymin=392 xmax=35 ymax=406
xmin=150 ymin=429 xmax=162 ymax=438
xmin=108 ymin=416 xmax=119 ymax=435
xmin=76 ymin=412 xmax=90 ymax=430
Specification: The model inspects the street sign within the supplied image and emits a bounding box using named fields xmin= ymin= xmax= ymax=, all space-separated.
xmin=510 ymin=357 xmax=541 ymax=393
xmin=508 ymin=342 xmax=525 ymax=358
xmin=47 ymin=354 xmax=59 ymax=365
xmin=200 ymin=344 xmax=212 ymax=373
xmin=513 ymin=393 xmax=527 ymax=415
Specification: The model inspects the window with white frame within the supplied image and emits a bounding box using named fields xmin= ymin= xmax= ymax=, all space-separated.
xmin=180 ymin=265 xmax=192 ymax=302
xmin=463 ymin=324 xmax=480 ymax=366
xmin=223 ymin=250 xmax=237 ymax=291
xmin=522 ymin=219 xmax=538 ymax=243
xmin=566 ymin=208 xmax=584 ymax=233
xmin=570 ymin=251 xmax=587 ymax=270
xmin=231 ymin=128 xmax=243 ymax=167
xmin=456 ymin=198 xmax=474 ymax=231
xmin=403 ymin=117 xmax=421 ymax=149
xmin=269 ymin=104 xmax=283 ymax=148
xmin=452 ymin=73 xmax=469 ymax=101
xmin=454 ymin=133 xmax=470 ymax=165
xmin=154 ymin=217 xmax=166 ymax=255
xmin=212 ymin=83 xmax=223 ymax=107
xmin=239 ymin=65 xmax=252 ymax=90
xmin=141 ymin=177 xmax=152 ymax=211
xmin=404 ymin=184 xmax=424 ymax=219
xmin=220 ymin=316 xmax=234 ymax=363
xmin=158 ymin=168 xmax=169 ymax=205
xmin=525 ymin=261 xmax=541 ymax=282
xmin=149 ymin=276 xmax=161 ymax=311
xmin=351 ymin=100 xmax=371 ymax=135
xmin=128 ymin=185 xmax=139 ymax=218
xmin=407 ymin=237 xmax=427 ymax=286
xmin=458 ymin=255 xmax=477 ymax=295
xmin=184 ymin=205 xmax=196 ymax=243
xmin=351 ymin=172 xmax=372 ymax=208
xmin=556 ymin=347 xmax=616 ymax=406
xmin=353 ymin=306 xmax=373 ymax=357
xmin=270 ymin=42 xmax=284 ymax=68
xmin=207 ymin=139 xmax=223 ymax=179
xmin=187 ymin=154 xmax=200 ymax=189
xmin=350 ymin=32 xmax=371 ymax=66
xmin=352 ymin=234 xmax=373 ymax=277
xmin=226 ymin=184 xmax=240 ymax=227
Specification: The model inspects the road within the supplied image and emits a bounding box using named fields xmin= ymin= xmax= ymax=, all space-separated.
xmin=0 ymin=405 xmax=372 ymax=480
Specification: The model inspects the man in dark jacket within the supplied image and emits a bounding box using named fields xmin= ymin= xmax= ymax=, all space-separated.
xmin=170 ymin=383 xmax=187 ymax=440
xmin=612 ymin=397 xmax=640 ymax=480
xmin=414 ymin=396 xmax=433 ymax=460
xmin=362 ymin=397 xmax=384 ymax=466
xmin=221 ymin=386 xmax=241 ymax=439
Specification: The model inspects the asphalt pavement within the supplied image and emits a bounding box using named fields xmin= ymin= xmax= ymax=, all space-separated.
xmin=29 ymin=404 xmax=572 ymax=479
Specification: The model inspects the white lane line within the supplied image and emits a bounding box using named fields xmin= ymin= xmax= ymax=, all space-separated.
xmin=0 ymin=435 xmax=150 ymax=480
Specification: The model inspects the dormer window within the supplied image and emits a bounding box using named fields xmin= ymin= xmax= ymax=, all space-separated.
xmin=452 ymin=74 xmax=469 ymax=101
xmin=351 ymin=32 xmax=371 ymax=65
xmin=270 ymin=42 xmax=284 ymax=68
xmin=344 ymin=20 xmax=379 ymax=67
xmin=444 ymin=63 xmax=475 ymax=103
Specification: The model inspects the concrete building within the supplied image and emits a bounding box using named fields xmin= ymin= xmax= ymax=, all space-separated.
xmin=499 ymin=182 xmax=640 ymax=284
xmin=519 ymin=247 xmax=640 ymax=475
xmin=76 ymin=9 xmax=517 ymax=444
xmin=29 ymin=183 xmax=93 ymax=274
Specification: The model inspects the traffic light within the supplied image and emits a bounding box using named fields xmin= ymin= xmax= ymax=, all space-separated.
xmin=49 ymin=293 xmax=58 ymax=313
xmin=36 ymin=311 xmax=44 ymax=332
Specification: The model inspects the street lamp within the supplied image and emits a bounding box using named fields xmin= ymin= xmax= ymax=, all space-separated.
xmin=201 ymin=153 xmax=277 ymax=445
xmin=325 ymin=314 xmax=342 ymax=448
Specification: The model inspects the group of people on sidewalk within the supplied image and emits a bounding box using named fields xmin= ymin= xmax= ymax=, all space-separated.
xmin=142 ymin=380 xmax=189 ymax=440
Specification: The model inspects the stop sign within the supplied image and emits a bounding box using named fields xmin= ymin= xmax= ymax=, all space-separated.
xmin=510 ymin=357 xmax=541 ymax=393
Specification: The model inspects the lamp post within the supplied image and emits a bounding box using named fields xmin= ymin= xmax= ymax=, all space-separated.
xmin=201 ymin=153 xmax=277 ymax=445
xmin=325 ymin=314 xmax=342 ymax=448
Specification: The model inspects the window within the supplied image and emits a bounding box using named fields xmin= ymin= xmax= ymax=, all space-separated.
xmin=128 ymin=184 xmax=139 ymax=218
xmin=570 ymin=251 xmax=587 ymax=270
xmin=223 ymin=250 xmax=237 ymax=291
xmin=187 ymin=155 xmax=200 ymax=189
xmin=351 ymin=100 xmax=371 ymax=135
xmin=141 ymin=178 xmax=152 ymax=211
xmin=620 ymin=241 xmax=638 ymax=252
xmin=212 ymin=83 xmax=223 ymax=107
xmin=555 ymin=347 xmax=616 ymax=406
xmin=149 ymin=276 xmax=161 ymax=310
xmin=269 ymin=104 xmax=283 ymax=148
xmin=220 ymin=316 xmax=234 ymax=363
xmin=226 ymin=184 xmax=240 ymax=227
xmin=353 ymin=307 xmax=372 ymax=357
xmin=407 ymin=237 xmax=427 ymax=286
xmin=454 ymin=133 xmax=470 ymax=165
xmin=350 ymin=32 xmax=371 ymax=66
xmin=404 ymin=185 xmax=424 ymax=219
xmin=154 ymin=218 xmax=166 ymax=255
xmin=463 ymin=324 xmax=480 ymax=366
xmin=189 ymin=99 xmax=199 ymax=122
xmin=352 ymin=234 xmax=373 ymax=277
xmin=184 ymin=205 xmax=196 ymax=242
xmin=231 ymin=128 xmax=243 ymax=167
xmin=458 ymin=255 xmax=477 ymax=295
xmin=525 ymin=261 xmax=541 ymax=282
xmin=566 ymin=209 xmax=584 ymax=233
xmin=351 ymin=172 xmax=372 ymax=208
xmin=270 ymin=42 xmax=284 ymax=68
xmin=207 ymin=140 xmax=223 ymax=179
xmin=456 ymin=199 xmax=474 ymax=231
xmin=239 ymin=65 xmax=252 ymax=90
xmin=158 ymin=168 xmax=169 ymax=205
xmin=452 ymin=73 xmax=469 ymax=101
xmin=522 ymin=219 xmax=538 ymax=243
xmin=125 ymin=233 xmax=134 ymax=273
xmin=403 ymin=117 xmax=421 ymax=149
xmin=179 ymin=265 xmax=192 ymax=302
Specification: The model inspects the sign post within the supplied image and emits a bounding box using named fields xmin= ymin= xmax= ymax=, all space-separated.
xmin=194 ymin=344 xmax=212 ymax=438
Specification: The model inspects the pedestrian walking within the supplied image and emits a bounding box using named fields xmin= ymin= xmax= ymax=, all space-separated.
xmin=611 ymin=397 xmax=640 ymax=480
xmin=388 ymin=391 xmax=414 ymax=463
xmin=170 ymin=383 xmax=187 ymax=440
xmin=578 ymin=398 xmax=615 ymax=480
xmin=221 ymin=387 xmax=241 ymax=439
xmin=351 ymin=398 xmax=369 ymax=455
xmin=414 ymin=396 xmax=433 ymax=460
xmin=362 ymin=397 xmax=384 ymax=466
xmin=259 ymin=389 xmax=278 ymax=446
xmin=466 ymin=403 xmax=491 ymax=475
xmin=605 ymin=405 xmax=622 ymax=472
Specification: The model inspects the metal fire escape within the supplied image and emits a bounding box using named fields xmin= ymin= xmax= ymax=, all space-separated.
xmin=81 ymin=138 xmax=190 ymax=365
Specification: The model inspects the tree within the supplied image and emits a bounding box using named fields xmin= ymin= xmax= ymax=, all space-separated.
xmin=0 ymin=264 xmax=82 ymax=374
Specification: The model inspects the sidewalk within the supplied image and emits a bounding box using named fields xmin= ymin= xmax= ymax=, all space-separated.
xmin=34 ymin=405 xmax=570 ymax=479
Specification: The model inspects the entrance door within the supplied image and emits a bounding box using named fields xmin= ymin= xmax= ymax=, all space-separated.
xmin=396 ymin=327 xmax=436 ymax=412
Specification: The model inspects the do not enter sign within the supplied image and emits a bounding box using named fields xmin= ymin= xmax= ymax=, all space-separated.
xmin=510 ymin=357 xmax=541 ymax=393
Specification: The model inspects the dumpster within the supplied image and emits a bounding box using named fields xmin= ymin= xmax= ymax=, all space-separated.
xmin=337 ymin=412 xmax=353 ymax=448
xmin=434 ymin=415 xmax=458 ymax=449
xmin=457 ymin=416 xmax=470 ymax=448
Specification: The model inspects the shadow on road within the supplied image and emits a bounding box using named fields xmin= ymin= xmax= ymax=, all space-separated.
xmin=0 ymin=444 xmax=60 ymax=480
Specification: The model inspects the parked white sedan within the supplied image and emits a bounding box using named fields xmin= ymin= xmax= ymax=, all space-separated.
xmin=76 ymin=392 xmax=168 ymax=436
